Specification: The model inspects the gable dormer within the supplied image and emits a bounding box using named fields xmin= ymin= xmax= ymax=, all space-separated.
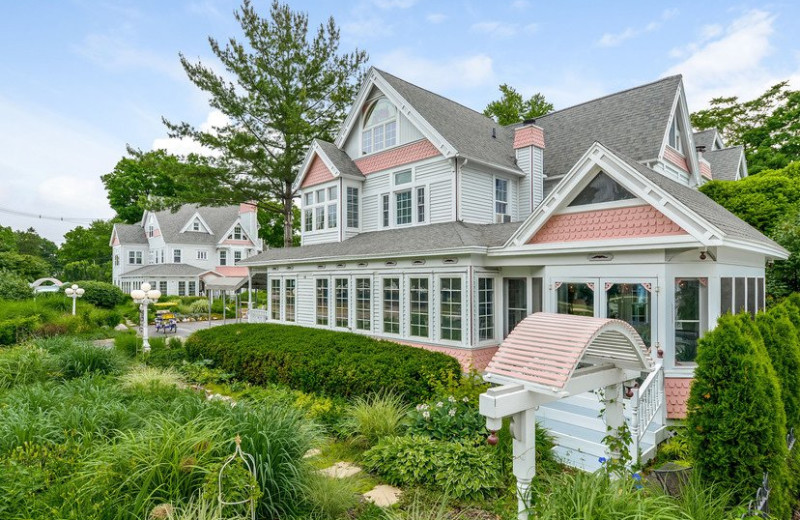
xmin=180 ymin=212 xmax=212 ymax=234
xmin=659 ymin=82 xmax=701 ymax=186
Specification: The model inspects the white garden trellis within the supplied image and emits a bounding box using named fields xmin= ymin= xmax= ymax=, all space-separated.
xmin=218 ymin=434 xmax=257 ymax=520
xmin=479 ymin=312 xmax=655 ymax=520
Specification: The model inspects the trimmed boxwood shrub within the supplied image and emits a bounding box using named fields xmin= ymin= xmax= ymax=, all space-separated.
xmin=63 ymin=280 xmax=126 ymax=309
xmin=184 ymin=323 xmax=462 ymax=402
xmin=687 ymin=313 xmax=791 ymax=519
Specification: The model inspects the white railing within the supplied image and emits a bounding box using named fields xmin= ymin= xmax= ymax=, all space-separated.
xmin=630 ymin=363 xmax=664 ymax=460
xmin=248 ymin=309 xmax=269 ymax=323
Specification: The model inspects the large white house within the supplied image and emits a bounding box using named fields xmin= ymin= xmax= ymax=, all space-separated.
xmin=111 ymin=203 xmax=262 ymax=296
xmin=240 ymin=68 xmax=787 ymax=468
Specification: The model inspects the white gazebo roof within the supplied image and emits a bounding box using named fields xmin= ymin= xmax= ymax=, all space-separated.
xmin=486 ymin=312 xmax=654 ymax=393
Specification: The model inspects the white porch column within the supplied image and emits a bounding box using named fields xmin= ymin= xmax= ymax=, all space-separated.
xmin=603 ymin=383 xmax=625 ymax=461
xmin=511 ymin=407 xmax=537 ymax=520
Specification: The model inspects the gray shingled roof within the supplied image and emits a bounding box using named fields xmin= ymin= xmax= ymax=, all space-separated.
xmin=705 ymin=146 xmax=744 ymax=181
xmin=533 ymin=76 xmax=682 ymax=179
xmin=152 ymin=205 xmax=241 ymax=245
xmin=240 ymin=221 xmax=521 ymax=265
xmin=611 ymin=146 xmax=783 ymax=252
xmin=693 ymin=129 xmax=720 ymax=152
xmin=315 ymin=139 xmax=364 ymax=179
xmin=376 ymin=68 xmax=520 ymax=172
xmin=114 ymin=223 xmax=147 ymax=245
xmin=120 ymin=263 xmax=209 ymax=278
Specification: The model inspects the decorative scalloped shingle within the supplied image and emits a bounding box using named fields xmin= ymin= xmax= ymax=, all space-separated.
xmin=529 ymin=205 xmax=686 ymax=244
xmin=301 ymin=155 xmax=335 ymax=188
xmin=513 ymin=126 xmax=545 ymax=149
xmin=354 ymin=139 xmax=440 ymax=175
xmin=665 ymin=377 xmax=693 ymax=419
xmin=664 ymin=146 xmax=689 ymax=172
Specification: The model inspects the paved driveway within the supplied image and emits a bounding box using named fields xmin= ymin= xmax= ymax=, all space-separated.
xmin=147 ymin=318 xmax=242 ymax=340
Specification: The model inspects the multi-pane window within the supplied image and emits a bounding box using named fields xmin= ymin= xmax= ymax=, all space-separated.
xmin=159 ymin=281 xmax=167 ymax=294
xmin=382 ymin=194 xmax=390 ymax=227
xmin=495 ymin=178 xmax=510 ymax=222
xmin=148 ymin=223 xmax=154 ymax=237
xmin=234 ymin=250 xmax=242 ymax=263
xmin=327 ymin=203 xmax=338 ymax=229
xmin=316 ymin=279 xmax=329 ymax=326
xmin=178 ymin=281 xmax=186 ymax=297
xmin=720 ymin=277 xmax=765 ymax=317
xmin=304 ymin=188 xmax=337 ymax=232
xmin=409 ymin=278 xmax=429 ymax=338
xmin=192 ymin=220 xmax=201 ymax=231
xmin=315 ymin=207 xmax=325 ymax=230
xmin=355 ymin=278 xmax=371 ymax=331
xmin=196 ymin=250 xmax=207 ymax=261
xmin=335 ymin=278 xmax=349 ymax=328
xmin=114 ymin=255 xmax=119 ymax=266
xmin=219 ymin=250 xmax=228 ymax=266
xmin=347 ymin=187 xmax=359 ymax=228
xmin=285 ymin=279 xmax=296 ymax=322
xmin=227 ymin=225 xmax=243 ymax=240
xmin=416 ymin=187 xmax=425 ymax=223
xmin=173 ymin=249 xmax=181 ymax=263
xmin=271 ymin=279 xmax=281 ymax=320
xmin=304 ymin=209 xmax=313 ymax=232
xmin=383 ymin=278 xmax=400 ymax=334
xmin=440 ymin=277 xmax=462 ymax=341
xmin=188 ymin=281 xmax=196 ymax=296
xmin=362 ymin=98 xmax=397 ymax=154
xmin=675 ymin=278 xmax=707 ymax=364
xmin=128 ymin=251 xmax=142 ymax=265
xmin=478 ymin=278 xmax=495 ymax=341
xmin=395 ymin=191 xmax=412 ymax=225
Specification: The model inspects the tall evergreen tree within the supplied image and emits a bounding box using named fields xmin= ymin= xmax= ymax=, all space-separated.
xmin=162 ymin=0 xmax=368 ymax=247
xmin=484 ymin=84 xmax=553 ymax=125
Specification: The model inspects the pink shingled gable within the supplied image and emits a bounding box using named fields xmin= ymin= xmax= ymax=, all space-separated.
xmin=665 ymin=377 xmax=693 ymax=419
xmin=239 ymin=202 xmax=257 ymax=214
xmin=112 ymin=235 xmax=120 ymax=246
xmin=699 ymin=159 xmax=712 ymax=180
xmin=664 ymin=146 xmax=689 ymax=172
xmin=354 ymin=139 xmax=440 ymax=175
xmin=301 ymin=155 xmax=335 ymax=188
xmin=529 ymin=205 xmax=687 ymax=244
xmin=513 ymin=125 xmax=545 ymax=149
xmin=393 ymin=340 xmax=499 ymax=372
xmin=221 ymin=239 xmax=253 ymax=246
xmin=215 ymin=266 xmax=249 ymax=277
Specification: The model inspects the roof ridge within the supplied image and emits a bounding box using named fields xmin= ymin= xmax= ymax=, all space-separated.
xmin=706 ymin=144 xmax=742 ymax=152
xmin=534 ymin=75 xmax=682 ymax=121
xmin=374 ymin=67 xmax=498 ymax=123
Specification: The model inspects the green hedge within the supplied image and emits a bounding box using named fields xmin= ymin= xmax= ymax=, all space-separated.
xmin=0 ymin=315 xmax=40 ymax=346
xmin=63 ymin=280 xmax=126 ymax=309
xmin=184 ymin=324 xmax=462 ymax=402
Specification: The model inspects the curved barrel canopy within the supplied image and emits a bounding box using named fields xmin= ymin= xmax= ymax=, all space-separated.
xmin=486 ymin=312 xmax=654 ymax=389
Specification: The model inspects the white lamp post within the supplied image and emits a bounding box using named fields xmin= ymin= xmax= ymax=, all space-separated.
xmin=130 ymin=282 xmax=161 ymax=353
xmin=64 ymin=284 xmax=85 ymax=315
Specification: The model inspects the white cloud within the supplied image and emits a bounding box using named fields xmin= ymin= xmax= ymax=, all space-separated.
xmin=597 ymin=9 xmax=678 ymax=47
xmin=663 ymin=10 xmax=800 ymax=109
xmin=375 ymin=50 xmax=495 ymax=91
xmin=426 ymin=13 xmax=447 ymax=24
xmin=152 ymin=110 xmax=227 ymax=157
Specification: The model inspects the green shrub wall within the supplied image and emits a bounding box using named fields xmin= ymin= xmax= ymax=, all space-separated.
xmin=184 ymin=323 xmax=462 ymax=402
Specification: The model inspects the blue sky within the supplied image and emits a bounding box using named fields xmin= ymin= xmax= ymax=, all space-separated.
xmin=1 ymin=0 xmax=798 ymax=242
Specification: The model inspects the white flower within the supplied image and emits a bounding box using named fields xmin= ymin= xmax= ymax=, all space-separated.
xmin=436 ymin=401 xmax=444 ymax=408
xmin=447 ymin=396 xmax=456 ymax=403
xmin=462 ymin=396 xmax=469 ymax=403
xmin=448 ymin=408 xmax=456 ymax=417
xmin=422 ymin=410 xmax=430 ymax=420
xmin=415 ymin=404 xmax=424 ymax=411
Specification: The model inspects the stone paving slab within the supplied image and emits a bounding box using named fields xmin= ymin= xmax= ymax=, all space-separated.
xmin=318 ymin=461 xmax=362 ymax=478
xmin=304 ymin=448 xmax=322 ymax=459
xmin=363 ymin=485 xmax=402 ymax=507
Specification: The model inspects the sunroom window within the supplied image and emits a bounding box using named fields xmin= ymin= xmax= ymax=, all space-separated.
xmin=675 ymin=278 xmax=707 ymax=364
xmin=362 ymin=99 xmax=397 ymax=155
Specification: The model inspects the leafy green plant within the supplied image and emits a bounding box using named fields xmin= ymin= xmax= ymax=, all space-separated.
xmin=189 ymin=300 xmax=210 ymax=314
xmin=184 ymin=323 xmax=462 ymax=402
xmin=305 ymin=474 xmax=359 ymax=519
xmin=407 ymin=395 xmax=485 ymax=444
xmin=55 ymin=341 xmax=126 ymax=378
xmin=120 ymin=365 xmax=185 ymax=390
xmin=344 ymin=392 xmax=408 ymax=447
xmin=63 ymin=280 xmax=127 ymax=309
xmin=0 ymin=315 xmax=40 ymax=345
xmin=687 ymin=313 xmax=791 ymax=519
xmin=0 ymin=345 xmax=54 ymax=389
xmin=0 ymin=269 xmax=33 ymax=300
xmin=363 ymin=435 xmax=502 ymax=500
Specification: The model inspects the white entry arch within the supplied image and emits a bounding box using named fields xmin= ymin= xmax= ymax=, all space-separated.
xmin=479 ymin=312 xmax=655 ymax=520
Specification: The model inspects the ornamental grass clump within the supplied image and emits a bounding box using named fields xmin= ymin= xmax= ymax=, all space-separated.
xmin=687 ymin=313 xmax=791 ymax=519
xmin=344 ymin=392 xmax=408 ymax=447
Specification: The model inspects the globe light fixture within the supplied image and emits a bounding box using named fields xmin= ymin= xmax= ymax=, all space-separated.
xmin=64 ymin=283 xmax=85 ymax=315
xmin=130 ymin=282 xmax=161 ymax=353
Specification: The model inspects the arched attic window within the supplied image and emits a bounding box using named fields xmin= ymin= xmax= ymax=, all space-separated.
xmin=362 ymin=98 xmax=397 ymax=155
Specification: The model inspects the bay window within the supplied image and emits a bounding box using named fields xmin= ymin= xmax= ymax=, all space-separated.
xmin=440 ymin=277 xmax=463 ymax=342
xmin=303 ymin=187 xmax=338 ymax=232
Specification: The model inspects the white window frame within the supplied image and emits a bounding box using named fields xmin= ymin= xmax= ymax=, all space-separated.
xmin=494 ymin=176 xmax=511 ymax=223
xmin=233 ymin=250 xmax=242 ymax=263
xmin=361 ymin=98 xmax=398 ymax=156
xmin=436 ymin=274 xmax=466 ymax=345
xmin=380 ymin=275 xmax=403 ymax=337
xmin=192 ymin=219 xmax=201 ymax=232
xmin=284 ymin=278 xmax=296 ymax=322
xmin=219 ymin=250 xmax=228 ymax=266
xmin=668 ymin=116 xmax=683 ymax=154
xmin=354 ymin=276 xmax=372 ymax=332
xmin=477 ymin=276 xmax=497 ymax=343
xmin=407 ymin=274 xmax=432 ymax=339
xmin=333 ymin=277 xmax=350 ymax=329
xmin=227 ymin=225 xmax=243 ymax=240
xmin=380 ymin=167 xmax=428 ymax=229
xmin=128 ymin=251 xmax=142 ymax=265
xmin=196 ymin=250 xmax=208 ymax=261
xmin=270 ymin=278 xmax=282 ymax=321
xmin=346 ymin=186 xmax=360 ymax=229
xmin=315 ymin=277 xmax=331 ymax=326
xmin=302 ymin=185 xmax=338 ymax=234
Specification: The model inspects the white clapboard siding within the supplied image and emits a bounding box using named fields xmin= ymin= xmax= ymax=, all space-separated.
xmin=416 ymin=158 xmax=454 ymax=224
xmin=517 ymin=146 xmax=532 ymax=219
xmin=302 ymin=229 xmax=339 ymax=246
xmin=532 ymin=146 xmax=545 ymax=208
xmin=460 ymin=167 xmax=517 ymax=224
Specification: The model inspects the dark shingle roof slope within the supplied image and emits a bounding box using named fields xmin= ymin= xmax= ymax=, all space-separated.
xmin=240 ymin=221 xmax=521 ymax=265
xmin=115 ymin=223 xmax=147 ymax=245
xmin=315 ymin=139 xmax=364 ymax=179
xmin=153 ymin=205 xmax=240 ymax=245
xmin=693 ymin=129 xmax=720 ymax=152
xmin=120 ymin=264 xmax=209 ymax=277
xmin=533 ymin=75 xmax=682 ymax=179
xmin=376 ymin=68 xmax=519 ymax=171
xmin=705 ymin=146 xmax=744 ymax=181
xmin=611 ymin=147 xmax=782 ymax=252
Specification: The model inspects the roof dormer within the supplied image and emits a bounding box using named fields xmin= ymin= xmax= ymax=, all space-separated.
xmin=180 ymin=212 xmax=212 ymax=234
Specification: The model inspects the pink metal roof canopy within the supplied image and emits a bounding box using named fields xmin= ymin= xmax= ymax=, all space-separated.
xmin=486 ymin=312 xmax=654 ymax=390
